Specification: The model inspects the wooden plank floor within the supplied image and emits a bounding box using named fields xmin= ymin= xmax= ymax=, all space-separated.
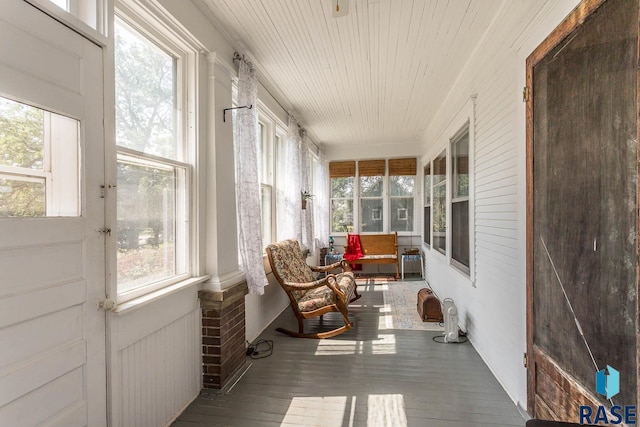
xmin=174 ymin=280 xmax=525 ymax=427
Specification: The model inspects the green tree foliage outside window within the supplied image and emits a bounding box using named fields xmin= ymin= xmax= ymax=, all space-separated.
xmin=0 ymin=98 xmax=45 ymax=217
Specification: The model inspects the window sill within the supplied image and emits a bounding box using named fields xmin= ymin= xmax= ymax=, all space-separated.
xmin=112 ymin=275 xmax=211 ymax=315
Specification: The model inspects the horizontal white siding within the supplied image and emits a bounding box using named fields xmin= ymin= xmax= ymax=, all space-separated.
xmin=421 ymin=0 xmax=581 ymax=409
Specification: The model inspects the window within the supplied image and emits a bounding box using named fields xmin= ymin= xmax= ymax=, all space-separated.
xmin=359 ymin=160 xmax=385 ymax=232
xmin=389 ymin=158 xmax=416 ymax=232
xmin=423 ymin=163 xmax=431 ymax=246
xmin=330 ymin=161 xmax=355 ymax=233
xmin=49 ymin=0 xmax=68 ymax=9
xmin=46 ymin=0 xmax=105 ymax=33
xmin=451 ymin=126 xmax=470 ymax=273
xmin=258 ymin=120 xmax=275 ymax=249
xmin=432 ymin=151 xmax=447 ymax=254
xmin=329 ymin=158 xmax=418 ymax=234
xmin=114 ymin=16 xmax=191 ymax=299
xmin=275 ymin=131 xmax=286 ymax=239
xmin=0 ymin=96 xmax=79 ymax=217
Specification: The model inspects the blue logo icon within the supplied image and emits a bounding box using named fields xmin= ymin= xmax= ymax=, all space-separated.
xmin=596 ymin=365 xmax=620 ymax=400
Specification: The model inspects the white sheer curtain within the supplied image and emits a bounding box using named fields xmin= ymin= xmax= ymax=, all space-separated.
xmin=300 ymin=131 xmax=314 ymax=255
xmin=234 ymin=58 xmax=268 ymax=295
xmin=276 ymin=114 xmax=302 ymax=242
xmin=314 ymin=150 xmax=330 ymax=250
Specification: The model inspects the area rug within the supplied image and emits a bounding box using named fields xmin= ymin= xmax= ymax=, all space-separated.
xmin=381 ymin=281 xmax=444 ymax=331
xmin=355 ymin=275 xmax=397 ymax=285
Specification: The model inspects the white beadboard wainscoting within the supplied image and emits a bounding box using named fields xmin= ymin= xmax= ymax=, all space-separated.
xmin=108 ymin=286 xmax=201 ymax=427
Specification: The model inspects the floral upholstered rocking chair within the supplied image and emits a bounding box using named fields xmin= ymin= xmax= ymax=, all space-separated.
xmin=266 ymin=239 xmax=360 ymax=339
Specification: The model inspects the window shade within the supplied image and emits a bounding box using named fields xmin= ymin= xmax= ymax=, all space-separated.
xmin=389 ymin=158 xmax=417 ymax=176
xmin=456 ymin=156 xmax=469 ymax=175
xmin=358 ymin=159 xmax=386 ymax=176
xmin=329 ymin=161 xmax=356 ymax=177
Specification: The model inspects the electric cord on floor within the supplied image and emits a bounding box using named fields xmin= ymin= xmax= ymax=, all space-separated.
xmin=432 ymin=329 xmax=468 ymax=344
xmin=245 ymin=339 xmax=274 ymax=359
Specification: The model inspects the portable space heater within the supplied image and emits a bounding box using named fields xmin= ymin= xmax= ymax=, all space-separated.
xmin=442 ymin=298 xmax=459 ymax=343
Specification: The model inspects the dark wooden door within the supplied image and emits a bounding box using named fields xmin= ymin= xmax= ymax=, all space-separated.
xmin=526 ymin=0 xmax=639 ymax=420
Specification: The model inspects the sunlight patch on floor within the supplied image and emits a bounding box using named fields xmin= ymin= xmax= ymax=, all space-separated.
xmin=367 ymin=394 xmax=408 ymax=427
xmin=314 ymin=334 xmax=397 ymax=356
xmin=313 ymin=339 xmax=364 ymax=355
xmin=379 ymin=301 xmax=393 ymax=330
xmin=282 ymin=396 xmax=356 ymax=426
xmin=283 ymin=395 xmax=407 ymax=426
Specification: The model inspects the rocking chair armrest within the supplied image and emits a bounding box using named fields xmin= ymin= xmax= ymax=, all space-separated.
xmin=325 ymin=274 xmax=348 ymax=304
xmin=309 ymin=261 xmax=343 ymax=273
xmin=283 ymin=277 xmax=330 ymax=290
xmin=283 ymin=275 xmax=348 ymax=303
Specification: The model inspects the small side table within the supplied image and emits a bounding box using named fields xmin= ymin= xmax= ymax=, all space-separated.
xmin=401 ymin=253 xmax=423 ymax=280
xmin=324 ymin=253 xmax=343 ymax=266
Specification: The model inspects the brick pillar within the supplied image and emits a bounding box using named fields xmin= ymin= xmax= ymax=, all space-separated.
xmin=199 ymin=281 xmax=248 ymax=389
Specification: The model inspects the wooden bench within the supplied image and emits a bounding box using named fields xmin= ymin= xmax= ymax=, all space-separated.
xmin=344 ymin=232 xmax=400 ymax=278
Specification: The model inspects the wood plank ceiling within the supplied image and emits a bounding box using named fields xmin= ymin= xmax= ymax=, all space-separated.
xmin=196 ymin=0 xmax=505 ymax=147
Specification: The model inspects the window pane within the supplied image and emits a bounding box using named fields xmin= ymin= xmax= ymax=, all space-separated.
xmin=0 ymin=177 xmax=45 ymax=217
xmin=433 ymin=150 xmax=447 ymax=253
xmin=116 ymin=158 xmax=180 ymax=293
xmin=115 ymin=19 xmax=177 ymax=159
xmin=260 ymin=184 xmax=272 ymax=249
xmin=424 ymin=165 xmax=431 ymax=206
xmin=259 ymin=122 xmax=269 ymax=184
xmin=452 ymin=200 xmax=470 ymax=270
xmin=0 ymin=97 xmax=44 ymax=170
xmin=433 ymin=151 xmax=446 ymax=185
xmin=360 ymin=176 xmax=383 ymax=197
xmin=48 ymin=0 xmax=67 ymax=10
xmin=433 ymin=182 xmax=446 ymax=253
xmin=423 ymin=206 xmax=431 ymax=245
xmin=391 ymin=197 xmax=413 ymax=232
xmin=453 ymin=131 xmax=469 ymax=199
xmin=331 ymin=199 xmax=353 ymax=233
xmin=331 ymin=177 xmax=354 ymax=198
xmin=361 ymin=198 xmax=383 ymax=232
xmin=390 ymin=176 xmax=414 ymax=197
xmin=0 ymin=96 xmax=79 ymax=217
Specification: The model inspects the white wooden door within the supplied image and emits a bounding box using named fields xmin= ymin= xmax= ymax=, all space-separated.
xmin=0 ymin=1 xmax=106 ymax=426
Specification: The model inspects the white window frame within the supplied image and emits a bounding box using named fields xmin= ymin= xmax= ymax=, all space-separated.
xmin=423 ymin=162 xmax=432 ymax=247
xmin=274 ymin=126 xmax=288 ymax=241
xmin=33 ymin=0 xmax=107 ymax=42
xmin=425 ymin=98 xmax=475 ymax=284
xmin=257 ymin=115 xmax=276 ymax=250
xmin=450 ymin=124 xmax=470 ymax=275
xmin=112 ymin=0 xmax=201 ymax=303
xmin=432 ymin=150 xmax=447 ymax=255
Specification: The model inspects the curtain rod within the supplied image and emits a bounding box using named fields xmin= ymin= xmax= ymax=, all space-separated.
xmin=232 ymin=51 xmax=321 ymax=153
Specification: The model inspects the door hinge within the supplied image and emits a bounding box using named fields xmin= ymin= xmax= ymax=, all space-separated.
xmin=98 ymin=227 xmax=111 ymax=235
xmin=522 ymin=86 xmax=530 ymax=102
xmin=98 ymin=298 xmax=116 ymax=311
xmin=523 ymin=352 xmax=528 ymax=368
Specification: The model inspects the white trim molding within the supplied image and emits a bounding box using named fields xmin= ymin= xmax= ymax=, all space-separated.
xmin=201 ymin=270 xmax=247 ymax=292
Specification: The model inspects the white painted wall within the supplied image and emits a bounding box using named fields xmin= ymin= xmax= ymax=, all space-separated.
xmin=419 ymin=0 xmax=581 ymax=411
xmin=325 ymin=141 xmax=423 ymax=161
xmin=245 ymin=258 xmax=290 ymax=343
